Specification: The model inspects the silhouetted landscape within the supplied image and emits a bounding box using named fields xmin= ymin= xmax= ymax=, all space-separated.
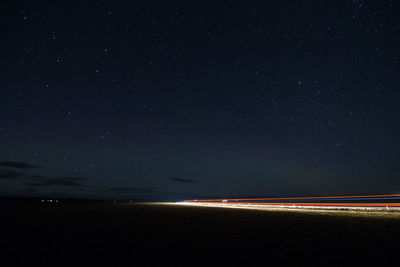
xmin=2 ymin=198 xmax=399 ymax=266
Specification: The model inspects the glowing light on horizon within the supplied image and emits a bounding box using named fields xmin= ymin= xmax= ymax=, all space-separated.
xmin=182 ymin=194 xmax=400 ymax=210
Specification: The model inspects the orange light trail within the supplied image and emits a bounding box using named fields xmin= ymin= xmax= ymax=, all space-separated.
xmin=184 ymin=194 xmax=400 ymax=202
xmin=183 ymin=194 xmax=400 ymax=210
xmin=187 ymin=202 xmax=400 ymax=207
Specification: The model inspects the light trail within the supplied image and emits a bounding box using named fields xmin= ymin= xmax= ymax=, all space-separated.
xmin=183 ymin=194 xmax=400 ymax=211
xmin=185 ymin=194 xmax=400 ymax=202
xmin=185 ymin=202 xmax=400 ymax=207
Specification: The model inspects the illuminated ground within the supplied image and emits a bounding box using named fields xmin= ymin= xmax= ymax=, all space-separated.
xmin=175 ymin=202 xmax=400 ymax=212
xmin=1 ymin=200 xmax=399 ymax=266
xmin=171 ymin=202 xmax=400 ymax=217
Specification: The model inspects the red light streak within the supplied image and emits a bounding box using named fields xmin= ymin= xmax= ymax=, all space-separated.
xmin=184 ymin=194 xmax=400 ymax=202
xmin=188 ymin=202 xmax=400 ymax=207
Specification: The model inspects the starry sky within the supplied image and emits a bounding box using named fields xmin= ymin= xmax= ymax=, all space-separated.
xmin=1 ymin=0 xmax=399 ymax=200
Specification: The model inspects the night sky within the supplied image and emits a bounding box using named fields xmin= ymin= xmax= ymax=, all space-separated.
xmin=1 ymin=1 xmax=399 ymax=200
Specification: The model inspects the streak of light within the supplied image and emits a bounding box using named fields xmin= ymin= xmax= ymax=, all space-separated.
xmin=184 ymin=194 xmax=400 ymax=202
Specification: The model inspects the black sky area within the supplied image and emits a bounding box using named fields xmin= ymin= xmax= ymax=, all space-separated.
xmin=1 ymin=1 xmax=399 ymax=201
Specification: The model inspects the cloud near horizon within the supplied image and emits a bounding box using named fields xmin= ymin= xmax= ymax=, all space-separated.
xmin=0 ymin=161 xmax=42 ymax=170
xmin=108 ymin=187 xmax=156 ymax=194
xmin=0 ymin=170 xmax=26 ymax=180
xmin=167 ymin=176 xmax=197 ymax=183
xmin=24 ymin=176 xmax=88 ymax=187
xmin=0 ymin=163 xmax=89 ymax=188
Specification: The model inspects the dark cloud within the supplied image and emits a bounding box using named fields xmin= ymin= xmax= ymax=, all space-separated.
xmin=0 ymin=170 xmax=25 ymax=179
xmin=0 ymin=165 xmax=90 ymax=188
xmin=76 ymin=187 xmax=100 ymax=193
xmin=167 ymin=176 xmax=197 ymax=183
xmin=59 ymin=177 xmax=87 ymax=181
xmin=108 ymin=187 xmax=155 ymax=194
xmin=26 ymin=179 xmax=85 ymax=187
xmin=21 ymin=188 xmax=38 ymax=192
xmin=0 ymin=161 xmax=42 ymax=170
xmin=27 ymin=175 xmax=47 ymax=180
xmin=24 ymin=176 xmax=88 ymax=187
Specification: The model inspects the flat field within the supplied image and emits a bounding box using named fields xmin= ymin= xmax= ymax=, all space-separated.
xmin=1 ymin=201 xmax=399 ymax=266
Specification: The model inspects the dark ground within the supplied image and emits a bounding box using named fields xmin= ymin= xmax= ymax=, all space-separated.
xmin=1 ymin=200 xmax=399 ymax=266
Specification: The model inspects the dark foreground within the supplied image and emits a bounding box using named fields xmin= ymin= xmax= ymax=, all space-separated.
xmin=1 ymin=201 xmax=400 ymax=266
